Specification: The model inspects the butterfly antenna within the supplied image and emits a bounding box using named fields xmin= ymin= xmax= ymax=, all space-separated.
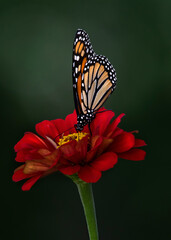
xmin=88 ymin=123 xmax=92 ymax=136
xmin=96 ymin=109 xmax=113 ymax=114
xmin=54 ymin=126 xmax=75 ymax=141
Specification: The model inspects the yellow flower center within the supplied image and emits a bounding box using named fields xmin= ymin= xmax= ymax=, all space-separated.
xmin=57 ymin=132 xmax=88 ymax=148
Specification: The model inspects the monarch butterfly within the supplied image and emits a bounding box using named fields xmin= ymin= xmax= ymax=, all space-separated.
xmin=73 ymin=29 xmax=117 ymax=132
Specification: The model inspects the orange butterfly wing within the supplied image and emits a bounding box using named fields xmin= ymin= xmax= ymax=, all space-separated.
xmin=72 ymin=29 xmax=117 ymax=121
xmin=72 ymin=29 xmax=94 ymax=115
xmin=81 ymin=55 xmax=117 ymax=114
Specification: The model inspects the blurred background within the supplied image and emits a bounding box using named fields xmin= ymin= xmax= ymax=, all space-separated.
xmin=1 ymin=0 xmax=170 ymax=239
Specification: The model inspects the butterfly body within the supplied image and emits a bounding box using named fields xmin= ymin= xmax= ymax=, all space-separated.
xmin=75 ymin=110 xmax=95 ymax=131
xmin=72 ymin=29 xmax=117 ymax=132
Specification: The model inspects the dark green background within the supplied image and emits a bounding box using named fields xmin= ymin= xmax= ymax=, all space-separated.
xmin=1 ymin=0 xmax=170 ymax=239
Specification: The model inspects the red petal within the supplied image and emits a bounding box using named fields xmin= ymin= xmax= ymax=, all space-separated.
xmin=15 ymin=150 xmax=29 ymax=162
xmin=75 ymin=136 xmax=88 ymax=159
xmin=91 ymin=152 xmax=118 ymax=171
xmin=105 ymin=113 xmax=125 ymax=138
xmin=22 ymin=175 xmax=41 ymax=191
xmin=35 ymin=120 xmax=59 ymax=140
xmin=59 ymin=140 xmax=83 ymax=164
xmin=78 ymin=166 xmax=102 ymax=183
xmin=112 ymin=127 xmax=124 ymax=138
xmin=65 ymin=110 xmax=77 ymax=133
xmin=108 ymin=132 xmax=135 ymax=153
xmin=118 ymin=149 xmax=146 ymax=161
xmin=96 ymin=138 xmax=113 ymax=156
xmin=42 ymin=149 xmax=61 ymax=167
xmin=134 ymin=139 xmax=147 ymax=147
xmin=14 ymin=133 xmax=48 ymax=152
xmin=12 ymin=168 xmax=32 ymax=182
xmin=60 ymin=136 xmax=88 ymax=163
xmin=23 ymin=161 xmax=49 ymax=174
xmin=58 ymin=165 xmax=80 ymax=175
xmin=15 ymin=149 xmax=42 ymax=162
xmin=91 ymin=108 xmax=115 ymax=136
xmin=60 ymin=140 xmax=77 ymax=158
xmin=51 ymin=119 xmax=66 ymax=136
xmin=86 ymin=136 xmax=103 ymax=162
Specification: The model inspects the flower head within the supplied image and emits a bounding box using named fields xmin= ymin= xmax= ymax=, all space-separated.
xmin=12 ymin=108 xmax=146 ymax=190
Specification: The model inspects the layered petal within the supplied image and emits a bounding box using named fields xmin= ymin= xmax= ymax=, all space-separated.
xmin=75 ymin=136 xmax=88 ymax=160
xmin=60 ymin=140 xmax=77 ymax=159
xmin=12 ymin=167 xmax=34 ymax=182
xmin=14 ymin=133 xmax=48 ymax=151
xmin=65 ymin=111 xmax=77 ymax=133
xmin=22 ymin=175 xmax=41 ymax=191
xmin=78 ymin=166 xmax=102 ymax=183
xmin=134 ymin=139 xmax=147 ymax=147
xmin=58 ymin=165 xmax=80 ymax=175
xmin=91 ymin=152 xmax=118 ymax=171
xmin=52 ymin=119 xmax=67 ymax=136
xmin=118 ymin=149 xmax=146 ymax=161
xmin=23 ymin=161 xmax=50 ymax=174
xmin=108 ymin=132 xmax=135 ymax=153
xmin=91 ymin=108 xmax=115 ymax=136
xmin=15 ymin=149 xmax=42 ymax=162
xmin=105 ymin=113 xmax=125 ymax=138
xmin=59 ymin=140 xmax=82 ymax=163
xmin=96 ymin=138 xmax=113 ymax=156
xmin=112 ymin=127 xmax=124 ymax=138
xmin=36 ymin=120 xmax=59 ymax=140
xmin=86 ymin=136 xmax=103 ymax=162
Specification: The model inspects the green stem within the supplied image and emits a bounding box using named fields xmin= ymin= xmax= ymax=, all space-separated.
xmin=76 ymin=182 xmax=99 ymax=240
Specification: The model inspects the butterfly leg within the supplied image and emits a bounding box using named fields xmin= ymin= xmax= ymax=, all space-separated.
xmin=88 ymin=123 xmax=92 ymax=136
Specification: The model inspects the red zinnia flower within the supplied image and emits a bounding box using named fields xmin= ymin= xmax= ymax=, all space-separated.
xmin=12 ymin=108 xmax=146 ymax=191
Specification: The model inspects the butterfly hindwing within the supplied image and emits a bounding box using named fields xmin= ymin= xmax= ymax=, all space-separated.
xmin=80 ymin=55 xmax=117 ymax=114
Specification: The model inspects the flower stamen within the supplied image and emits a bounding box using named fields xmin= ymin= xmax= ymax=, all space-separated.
xmin=57 ymin=132 xmax=88 ymax=148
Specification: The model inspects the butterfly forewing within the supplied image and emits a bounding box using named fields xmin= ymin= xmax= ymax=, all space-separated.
xmin=72 ymin=29 xmax=95 ymax=115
